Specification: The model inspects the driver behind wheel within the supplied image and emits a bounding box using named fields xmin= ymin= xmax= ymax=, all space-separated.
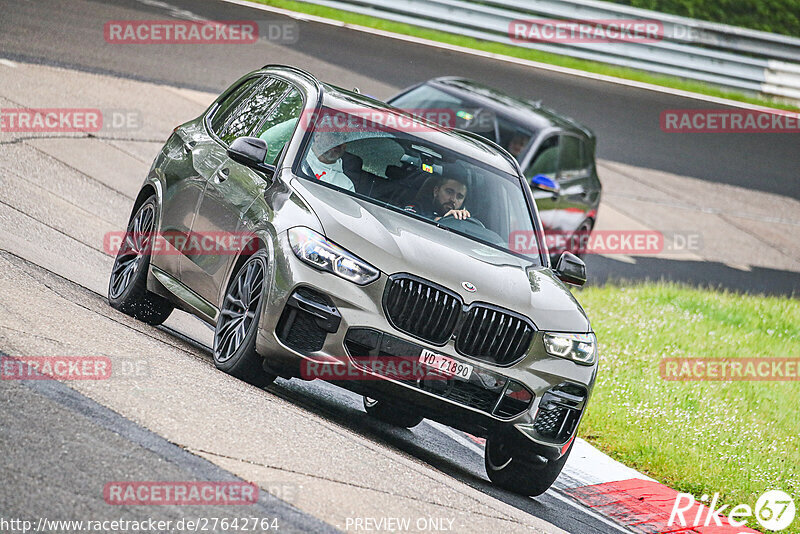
xmin=405 ymin=172 xmax=470 ymax=221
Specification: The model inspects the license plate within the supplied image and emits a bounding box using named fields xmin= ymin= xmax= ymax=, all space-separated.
xmin=419 ymin=349 xmax=473 ymax=380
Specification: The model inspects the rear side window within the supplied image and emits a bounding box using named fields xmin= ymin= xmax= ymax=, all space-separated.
xmin=209 ymin=77 xmax=262 ymax=136
xmin=390 ymin=84 xmax=464 ymax=117
xmin=219 ymin=78 xmax=290 ymax=145
xmin=496 ymin=116 xmax=533 ymax=162
xmin=558 ymin=135 xmax=587 ymax=174
xmin=525 ymin=136 xmax=558 ymax=178
xmin=253 ymin=88 xmax=305 ymax=165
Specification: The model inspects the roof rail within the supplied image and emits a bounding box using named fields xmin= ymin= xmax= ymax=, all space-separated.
xmin=452 ymin=128 xmax=520 ymax=172
xmin=260 ymin=64 xmax=321 ymax=90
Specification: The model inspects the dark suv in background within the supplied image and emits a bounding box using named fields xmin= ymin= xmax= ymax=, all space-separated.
xmin=390 ymin=77 xmax=602 ymax=255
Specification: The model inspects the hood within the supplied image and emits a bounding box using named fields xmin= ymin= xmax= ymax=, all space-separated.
xmin=292 ymin=179 xmax=590 ymax=332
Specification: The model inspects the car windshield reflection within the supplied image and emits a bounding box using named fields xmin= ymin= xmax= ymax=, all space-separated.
xmin=293 ymin=106 xmax=543 ymax=263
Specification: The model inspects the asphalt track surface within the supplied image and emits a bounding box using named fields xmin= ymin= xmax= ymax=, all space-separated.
xmin=1 ymin=368 xmax=337 ymax=534
xmin=0 ymin=251 xmax=615 ymax=534
xmin=0 ymin=1 xmax=797 ymax=533
xmin=2 ymin=0 xmax=798 ymax=200
xmin=3 ymin=0 xmax=799 ymax=298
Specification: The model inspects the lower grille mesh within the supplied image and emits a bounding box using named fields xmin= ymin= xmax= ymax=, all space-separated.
xmin=344 ymin=328 xmax=534 ymax=418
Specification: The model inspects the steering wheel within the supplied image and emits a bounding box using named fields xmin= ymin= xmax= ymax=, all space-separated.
xmin=438 ymin=214 xmax=486 ymax=229
xmin=437 ymin=214 xmax=506 ymax=247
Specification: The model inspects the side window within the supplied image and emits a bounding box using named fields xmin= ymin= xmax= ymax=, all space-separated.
xmin=558 ymin=135 xmax=587 ymax=177
xmin=496 ymin=118 xmax=533 ymax=162
xmin=525 ymin=136 xmax=558 ymax=178
xmin=253 ymin=88 xmax=304 ymax=165
xmin=219 ymin=78 xmax=289 ymax=145
xmin=209 ymin=77 xmax=262 ymax=136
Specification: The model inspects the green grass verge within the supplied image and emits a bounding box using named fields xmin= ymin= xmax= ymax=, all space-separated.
xmin=249 ymin=0 xmax=799 ymax=111
xmin=609 ymin=0 xmax=800 ymax=38
xmin=578 ymin=282 xmax=799 ymax=533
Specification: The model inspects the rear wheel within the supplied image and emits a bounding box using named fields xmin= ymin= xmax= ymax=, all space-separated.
xmin=485 ymin=434 xmax=573 ymax=496
xmin=213 ymin=252 xmax=276 ymax=387
xmin=570 ymin=219 xmax=594 ymax=258
xmin=550 ymin=219 xmax=594 ymax=265
xmin=108 ymin=196 xmax=174 ymax=325
xmin=363 ymin=397 xmax=423 ymax=428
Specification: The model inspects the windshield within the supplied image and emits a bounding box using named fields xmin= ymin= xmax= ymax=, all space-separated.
xmin=295 ymin=106 xmax=543 ymax=263
xmin=389 ymin=84 xmax=536 ymax=162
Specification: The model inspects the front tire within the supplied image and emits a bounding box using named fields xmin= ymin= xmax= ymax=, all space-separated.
xmin=363 ymin=397 xmax=423 ymax=428
xmin=213 ymin=251 xmax=276 ymax=387
xmin=485 ymin=434 xmax=573 ymax=496
xmin=108 ymin=196 xmax=174 ymax=325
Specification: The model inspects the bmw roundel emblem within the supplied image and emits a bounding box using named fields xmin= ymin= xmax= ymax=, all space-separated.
xmin=462 ymin=281 xmax=476 ymax=292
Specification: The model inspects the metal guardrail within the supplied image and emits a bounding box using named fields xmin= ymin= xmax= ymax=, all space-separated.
xmin=296 ymin=0 xmax=800 ymax=102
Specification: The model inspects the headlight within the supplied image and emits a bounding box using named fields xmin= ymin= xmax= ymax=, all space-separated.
xmin=288 ymin=227 xmax=379 ymax=285
xmin=543 ymin=332 xmax=597 ymax=365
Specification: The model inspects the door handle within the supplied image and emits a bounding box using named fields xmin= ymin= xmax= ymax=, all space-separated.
xmin=216 ymin=167 xmax=230 ymax=182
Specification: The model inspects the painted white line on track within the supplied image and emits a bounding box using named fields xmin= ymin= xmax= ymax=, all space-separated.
xmin=566 ymin=438 xmax=654 ymax=486
xmin=599 ymin=254 xmax=637 ymax=263
xmin=428 ymin=417 xmax=655 ymax=487
xmin=425 ymin=419 xmax=636 ymax=534
xmin=547 ymin=488 xmax=634 ymax=534
xmin=0 ymin=59 xmax=18 ymax=68
xmin=424 ymin=420 xmax=485 ymax=456
xmin=425 ymin=421 xmax=640 ymax=533
xmin=219 ymin=0 xmax=793 ymax=114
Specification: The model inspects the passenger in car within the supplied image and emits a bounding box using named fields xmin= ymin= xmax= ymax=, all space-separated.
xmin=306 ymin=131 xmax=355 ymax=192
xmin=506 ymin=130 xmax=530 ymax=160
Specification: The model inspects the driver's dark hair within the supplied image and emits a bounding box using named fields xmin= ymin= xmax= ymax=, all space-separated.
xmin=436 ymin=164 xmax=470 ymax=202
xmin=412 ymin=171 xmax=469 ymax=211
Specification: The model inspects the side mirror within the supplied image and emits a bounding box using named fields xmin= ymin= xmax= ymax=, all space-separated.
xmin=530 ymin=174 xmax=560 ymax=194
xmin=555 ymin=252 xmax=587 ymax=286
xmin=228 ymin=137 xmax=271 ymax=171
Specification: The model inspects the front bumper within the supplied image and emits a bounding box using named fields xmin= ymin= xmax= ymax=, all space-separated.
xmin=255 ymin=231 xmax=596 ymax=458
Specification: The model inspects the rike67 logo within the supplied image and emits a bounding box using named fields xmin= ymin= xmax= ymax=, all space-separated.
xmin=669 ymin=490 xmax=796 ymax=532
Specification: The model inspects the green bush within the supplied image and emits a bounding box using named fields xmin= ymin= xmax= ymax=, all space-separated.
xmin=609 ymin=0 xmax=800 ymax=37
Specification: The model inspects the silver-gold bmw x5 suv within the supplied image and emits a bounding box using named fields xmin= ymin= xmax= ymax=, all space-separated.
xmin=108 ymin=65 xmax=598 ymax=496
